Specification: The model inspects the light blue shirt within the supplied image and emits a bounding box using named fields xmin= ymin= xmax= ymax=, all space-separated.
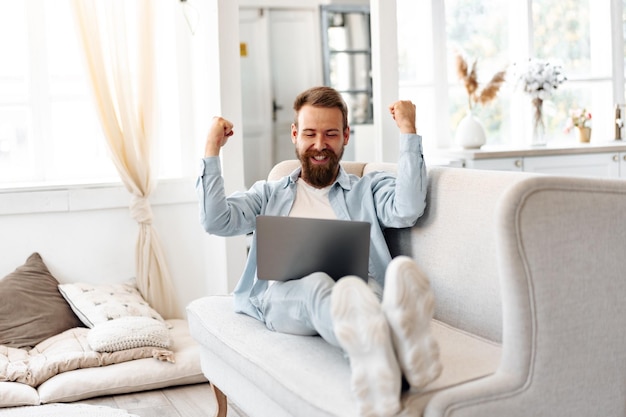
xmin=196 ymin=134 xmax=427 ymax=320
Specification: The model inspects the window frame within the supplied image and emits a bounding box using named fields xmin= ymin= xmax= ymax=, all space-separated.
xmin=0 ymin=0 xmax=194 ymax=190
xmin=397 ymin=0 xmax=625 ymax=150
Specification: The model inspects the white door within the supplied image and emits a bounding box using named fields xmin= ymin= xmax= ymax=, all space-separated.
xmin=240 ymin=8 xmax=323 ymax=185
xmin=268 ymin=9 xmax=323 ymax=165
xmin=239 ymin=9 xmax=273 ymax=188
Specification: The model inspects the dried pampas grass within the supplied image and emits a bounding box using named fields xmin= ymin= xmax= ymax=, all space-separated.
xmin=455 ymin=52 xmax=506 ymax=109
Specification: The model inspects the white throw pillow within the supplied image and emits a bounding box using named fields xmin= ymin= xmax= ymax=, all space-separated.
xmin=87 ymin=316 xmax=171 ymax=352
xmin=58 ymin=280 xmax=165 ymax=328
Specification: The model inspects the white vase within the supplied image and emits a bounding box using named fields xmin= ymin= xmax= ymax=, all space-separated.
xmin=455 ymin=110 xmax=486 ymax=149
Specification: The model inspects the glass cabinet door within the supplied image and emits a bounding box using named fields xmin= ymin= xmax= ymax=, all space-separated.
xmin=321 ymin=5 xmax=373 ymax=125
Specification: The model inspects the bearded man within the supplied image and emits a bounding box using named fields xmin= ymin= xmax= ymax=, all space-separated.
xmin=196 ymin=86 xmax=441 ymax=417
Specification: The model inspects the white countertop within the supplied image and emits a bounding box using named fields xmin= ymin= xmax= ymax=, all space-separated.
xmin=432 ymin=140 xmax=626 ymax=160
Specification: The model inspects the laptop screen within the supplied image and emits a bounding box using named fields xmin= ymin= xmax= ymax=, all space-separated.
xmin=256 ymin=215 xmax=370 ymax=282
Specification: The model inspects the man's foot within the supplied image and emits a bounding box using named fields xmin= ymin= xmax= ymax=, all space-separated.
xmin=382 ymin=256 xmax=442 ymax=390
xmin=331 ymin=277 xmax=401 ymax=417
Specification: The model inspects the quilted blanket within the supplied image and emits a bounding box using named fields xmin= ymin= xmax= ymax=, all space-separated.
xmin=0 ymin=327 xmax=173 ymax=387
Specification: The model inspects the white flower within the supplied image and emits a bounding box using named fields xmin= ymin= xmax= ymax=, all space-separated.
xmin=513 ymin=58 xmax=566 ymax=100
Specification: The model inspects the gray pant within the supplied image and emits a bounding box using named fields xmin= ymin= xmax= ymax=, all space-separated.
xmin=259 ymin=272 xmax=383 ymax=348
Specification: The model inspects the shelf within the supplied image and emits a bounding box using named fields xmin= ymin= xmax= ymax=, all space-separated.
xmin=328 ymin=49 xmax=371 ymax=54
xmin=335 ymin=89 xmax=371 ymax=95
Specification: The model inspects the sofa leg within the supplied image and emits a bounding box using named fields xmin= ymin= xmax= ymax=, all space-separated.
xmin=211 ymin=382 xmax=228 ymax=417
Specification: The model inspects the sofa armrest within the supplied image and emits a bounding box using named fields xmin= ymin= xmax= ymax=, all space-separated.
xmin=424 ymin=175 xmax=626 ymax=417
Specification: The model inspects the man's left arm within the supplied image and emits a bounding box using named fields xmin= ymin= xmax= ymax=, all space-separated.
xmin=395 ymin=132 xmax=427 ymax=223
xmin=374 ymin=101 xmax=427 ymax=228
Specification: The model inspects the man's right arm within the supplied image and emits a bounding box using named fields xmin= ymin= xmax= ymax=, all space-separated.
xmin=204 ymin=116 xmax=234 ymax=157
xmin=196 ymin=117 xmax=262 ymax=236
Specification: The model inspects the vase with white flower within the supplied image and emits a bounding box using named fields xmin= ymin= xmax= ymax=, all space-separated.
xmin=514 ymin=58 xmax=567 ymax=146
xmin=454 ymin=52 xmax=506 ymax=149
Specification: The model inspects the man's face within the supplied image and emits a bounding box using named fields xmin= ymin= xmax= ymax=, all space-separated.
xmin=291 ymin=104 xmax=349 ymax=188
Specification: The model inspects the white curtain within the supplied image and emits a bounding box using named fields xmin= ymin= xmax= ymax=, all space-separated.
xmin=71 ymin=0 xmax=180 ymax=319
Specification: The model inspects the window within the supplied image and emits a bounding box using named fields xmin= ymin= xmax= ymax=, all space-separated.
xmin=0 ymin=0 xmax=184 ymax=188
xmin=397 ymin=0 xmax=624 ymax=149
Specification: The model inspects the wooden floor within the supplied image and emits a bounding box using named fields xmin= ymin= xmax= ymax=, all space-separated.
xmin=76 ymin=383 xmax=247 ymax=417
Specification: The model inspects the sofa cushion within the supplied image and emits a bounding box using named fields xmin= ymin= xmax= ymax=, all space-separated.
xmin=0 ymin=253 xmax=84 ymax=349
xmin=58 ymin=280 xmax=165 ymax=328
xmin=187 ymin=295 xmax=502 ymax=417
xmin=0 ymin=382 xmax=39 ymax=407
xmin=37 ymin=319 xmax=206 ymax=403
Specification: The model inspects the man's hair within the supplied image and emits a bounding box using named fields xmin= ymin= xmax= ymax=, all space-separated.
xmin=293 ymin=86 xmax=348 ymax=130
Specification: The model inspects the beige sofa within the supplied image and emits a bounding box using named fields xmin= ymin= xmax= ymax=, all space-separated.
xmin=187 ymin=161 xmax=626 ymax=417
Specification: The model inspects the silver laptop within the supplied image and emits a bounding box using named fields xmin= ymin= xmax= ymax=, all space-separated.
xmin=256 ymin=215 xmax=370 ymax=282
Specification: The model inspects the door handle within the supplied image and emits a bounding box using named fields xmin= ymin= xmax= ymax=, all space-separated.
xmin=272 ymin=100 xmax=283 ymax=122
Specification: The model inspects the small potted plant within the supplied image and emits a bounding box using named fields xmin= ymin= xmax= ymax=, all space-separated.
xmin=564 ymin=108 xmax=592 ymax=143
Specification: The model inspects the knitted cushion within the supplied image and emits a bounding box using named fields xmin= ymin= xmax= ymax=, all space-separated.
xmin=87 ymin=316 xmax=171 ymax=352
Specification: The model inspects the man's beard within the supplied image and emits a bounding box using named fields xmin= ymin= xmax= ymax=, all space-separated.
xmin=296 ymin=147 xmax=344 ymax=188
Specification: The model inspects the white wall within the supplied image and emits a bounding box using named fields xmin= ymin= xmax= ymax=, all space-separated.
xmin=0 ymin=179 xmax=212 ymax=312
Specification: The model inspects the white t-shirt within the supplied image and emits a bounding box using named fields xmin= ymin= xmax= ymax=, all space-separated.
xmin=288 ymin=179 xmax=337 ymax=219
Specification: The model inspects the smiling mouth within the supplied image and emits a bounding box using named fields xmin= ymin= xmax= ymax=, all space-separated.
xmin=311 ymin=154 xmax=329 ymax=163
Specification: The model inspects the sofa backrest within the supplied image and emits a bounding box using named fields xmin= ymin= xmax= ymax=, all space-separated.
xmin=268 ymin=160 xmax=368 ymax=179
xmin=268 ymin=160 xmax=398 ymax=179
xmin=406 ymin=166 xmax=542 ymax=343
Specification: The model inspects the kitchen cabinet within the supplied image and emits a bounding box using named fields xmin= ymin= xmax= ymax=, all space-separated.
xmin=466 ymin=157 xmax=523 ymax=172
xmin=617 ymin=152 xmax=626 ymax=178
xmin=436 ymin=143 xmax=626 ymax=179
xmin=522 ymin=152 xmax=621 ymax=178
